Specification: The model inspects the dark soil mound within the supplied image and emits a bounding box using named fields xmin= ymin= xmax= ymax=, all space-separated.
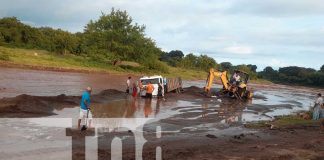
xmin=183 ymin=86 xmax=203 ymax=93
xmin=0 ymin=94 xmax=80 ymax=117
xmin=0 ymin=89 xmax=126 ymax=117
xmin=98 ymin=89 xmax=124 ymax=96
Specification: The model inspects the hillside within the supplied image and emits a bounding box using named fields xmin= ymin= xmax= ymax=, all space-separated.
xmin=0 ymin=46 xmax=207 ymax=80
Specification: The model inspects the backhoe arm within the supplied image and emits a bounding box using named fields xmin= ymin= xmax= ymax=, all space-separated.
xmin=205 ymin=68 xmax=229 ymax=93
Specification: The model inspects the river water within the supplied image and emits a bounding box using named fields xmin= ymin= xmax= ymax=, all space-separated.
xmin=0 ymin=67 xmax=321 ymax=160
xmin=0 ymin=67 xmax=135 ymax=98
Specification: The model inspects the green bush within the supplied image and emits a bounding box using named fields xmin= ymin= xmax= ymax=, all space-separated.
xmin=119 ymin=65 xmax=145 ymax=72
xmin=144 ymin=60 xmax=169 ymax=73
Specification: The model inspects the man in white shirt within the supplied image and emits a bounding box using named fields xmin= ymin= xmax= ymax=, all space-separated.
xmin=230 ymin=71 xmax=241 ymax=85
xmin=316 ymin=93 xmax=323 ymax=105
xmin=313 ymin=93 xmax=323 ymax=120
xmin=126 ymin=76 xmax=131 ymax=94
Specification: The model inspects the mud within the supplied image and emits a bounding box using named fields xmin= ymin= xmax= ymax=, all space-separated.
xmin=0 ymin=89 xmax=131 ymax=117
xmin=1 ymin=67 xmax=324 ymax=159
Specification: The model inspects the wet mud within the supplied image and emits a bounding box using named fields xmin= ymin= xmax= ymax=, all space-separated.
xmin=1 ymin=67 xmax=324 ymax=159
xmin=0 ymin=89 xmax=127 ymax=117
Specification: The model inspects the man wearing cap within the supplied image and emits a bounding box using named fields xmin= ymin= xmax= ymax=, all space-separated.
xmin=78 ymin=87 xmax=93 ymax=129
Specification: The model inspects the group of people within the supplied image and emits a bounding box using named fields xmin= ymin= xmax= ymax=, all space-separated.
xmin=126 ymin=76 xmax=140 ymax=97
xmin=312 ymin=93 xmax=323 ymax=120
xmin=126 ymin=76 xmax=164 ymax=99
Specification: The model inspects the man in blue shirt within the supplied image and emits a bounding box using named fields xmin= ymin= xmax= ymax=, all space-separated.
xmin=78 ymin=87 xmax=93 ymax=129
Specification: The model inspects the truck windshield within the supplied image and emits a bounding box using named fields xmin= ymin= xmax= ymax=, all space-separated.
xmin=141 ymin=78 xmax=159 ymax=85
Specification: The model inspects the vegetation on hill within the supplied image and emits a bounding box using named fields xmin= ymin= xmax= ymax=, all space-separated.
xmin=0 ymin=8 xmax=170 ymax=73
xmin=258 ymin=66 xmax=324 ymax=87
xmin=0 ymin=8 xmax=323 ymax=86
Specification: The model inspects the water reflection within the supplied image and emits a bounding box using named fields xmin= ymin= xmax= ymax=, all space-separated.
xmin=48 ymin=87 xmax=314 ymax=129
xmin=144 ymin=99 xmax=152 ymax=118
xmin=194 ymin=98 xmax=271 ymax=124
xmin=91 ymin=96 xmax=164 ymax=119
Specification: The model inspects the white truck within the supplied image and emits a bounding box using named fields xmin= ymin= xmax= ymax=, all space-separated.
xmin=140 ymin=75 xmax=182 ymax=97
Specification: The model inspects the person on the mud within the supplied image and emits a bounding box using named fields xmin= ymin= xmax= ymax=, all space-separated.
xmin=157 ymin=82 xmax=164 ymax=99
xmin=146 ymin=81 xmax=154 ymax=98
xmin=312 ymin=93 xmax=323 ymax=120
xmin=136 ymin=81 xmax=141 ymax=95
xmin=139 ymin=80 xmax=143 ymax=90
xmin=132 ymin=82 xmax=138 ymax=97
xmin=126 ymin=76 xmax=131 ymax=94
xmin=78 ymin=87 xmax=93 ymax=129
xmin=163 ymin=77 xmax=167 ymax=94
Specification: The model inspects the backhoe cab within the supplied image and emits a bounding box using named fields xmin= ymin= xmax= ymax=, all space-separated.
xmin=204 ymin=68 xmax=253 ymax=100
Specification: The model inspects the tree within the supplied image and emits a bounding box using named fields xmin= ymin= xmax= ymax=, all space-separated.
xmin=220 ymin=62 xmax=232 ymax=70
xmin=159 ymin=50 xmax=184 ymax=67
xmin=264 ymin=66 xmax=275 ymax=74
xmin=54 ymin=30 xmax=78 ymax=55
xmin=168 ymin=50 xmax=184 ymax=59
xmin=320 ymin=65 xmax=324 ymax=72
xmin=0 ymin=17 xmax=23 ymax=44
xmin=83 ymin=8 xmax=150 ymax=61
xmin=180 ymin=53 xmax=197 ymax=69
xmin=247 ymin=64 xmax=257 ymax=72
xmin=196 ymin=55 xmax=216 ymax=71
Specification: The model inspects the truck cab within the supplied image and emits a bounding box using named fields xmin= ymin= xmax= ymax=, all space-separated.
xmin=140 ymin=75 xmax=164 ymax=97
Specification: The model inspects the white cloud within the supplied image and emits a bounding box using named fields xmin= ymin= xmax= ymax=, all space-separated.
xmin=269 ymin=58 xmax=289 ymax=67
xmin=0 ymin=0 xmax=323 ymax=69
xmin=320 ymin=27 xmax=324 ymax=34
xmin=227 ymin=0 xmax=324 ymax=17
xmin=223 ymin=45 xmax=253 ymax=55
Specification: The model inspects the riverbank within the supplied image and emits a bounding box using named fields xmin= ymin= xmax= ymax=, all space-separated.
xmin=0 ymin=46 xmax=207 ymax=80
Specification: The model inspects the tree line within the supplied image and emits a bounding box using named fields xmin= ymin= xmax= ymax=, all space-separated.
xmin=0 ymin=8 xmax=323 ymax=87
xmin=0 ymin=9 xmax=170 ymax=72
xmin=159 ymin=50 xmax=217 ymax=72
xmin=0 ymin=9 xmax=220 ymax=74
xmin=259 ymin=65 xmax=324 ymax=87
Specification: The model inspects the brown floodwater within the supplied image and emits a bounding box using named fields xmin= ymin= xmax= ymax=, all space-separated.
xmin=0 ymin=67 xmax=136 ymax=98
xmin=1 ymin=67 xmax=323 ymax=160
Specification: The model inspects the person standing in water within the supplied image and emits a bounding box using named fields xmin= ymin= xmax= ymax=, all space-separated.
xmin=132 ymin=82 xmax=138 ymax=97
xmin=157 ymin=82 xmax=164 ymax=99
xmin=78 ymin=87 xmax=93 ymax=129
xmin=146 ymin=81 xmax=154 ymax=99
xmin=313 ymin=93 xmax=323 ymax=120
xmin=126 ymin=76 xmax=131 ymax=94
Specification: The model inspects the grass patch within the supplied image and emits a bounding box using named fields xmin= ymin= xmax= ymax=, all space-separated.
xmin=117 ymin=61 xmax=141 ymax=67
xmin=271 ymin=115 xmax=314 ymax=127
xmin=0 ymin=49 xmax=10 ymax=61
xmin=0 ymin=46 xmax=208 ymax=80
xmin=245 ymin=115 xmax=315 ymax=129
xmin=165 ymin=67 xmax=207 ymax=80
xmin=250 ymin=79 xmax=273 ymax=85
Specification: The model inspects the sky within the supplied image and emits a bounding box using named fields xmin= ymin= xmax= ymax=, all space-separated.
xmin=1 ymin=0 xmax=324 ymax=71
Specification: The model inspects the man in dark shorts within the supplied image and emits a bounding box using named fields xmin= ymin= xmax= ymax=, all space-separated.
xmin=146 ymin=81 xmax=154 ymax=98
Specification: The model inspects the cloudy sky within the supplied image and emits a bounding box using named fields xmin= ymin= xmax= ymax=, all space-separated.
xmin=1 ymin=0 xmax=324 ymax=70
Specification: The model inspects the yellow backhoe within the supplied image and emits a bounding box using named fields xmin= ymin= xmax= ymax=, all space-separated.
xmin=204 ymin=68 xmax=253 ymax=100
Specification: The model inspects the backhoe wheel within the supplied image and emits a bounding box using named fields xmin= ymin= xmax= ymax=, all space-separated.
xmin=245 ymin=91 xmax=253 ymax=99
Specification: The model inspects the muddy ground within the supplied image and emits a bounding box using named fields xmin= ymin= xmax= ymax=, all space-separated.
xmin=0 ymin=67 xmax=324 ymax=160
